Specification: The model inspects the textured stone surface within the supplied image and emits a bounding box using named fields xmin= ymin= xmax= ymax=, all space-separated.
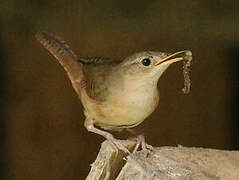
xmin=86 ymin=140 xmax=136 ymax=180
xmin=87 ymin=140 xmax=239 ymax=180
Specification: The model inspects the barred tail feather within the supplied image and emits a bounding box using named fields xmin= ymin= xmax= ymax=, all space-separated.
xmin=36 ymin=31 xmax=84 ymax=96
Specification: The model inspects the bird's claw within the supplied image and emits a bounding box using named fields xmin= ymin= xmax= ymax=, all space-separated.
xmin=132 ymin=134 xmax=153 ymax=154
xmin=110 ymin=140 xmax=131 ymax=154
xmin=106 ymin=134 xmax=130 ymax=154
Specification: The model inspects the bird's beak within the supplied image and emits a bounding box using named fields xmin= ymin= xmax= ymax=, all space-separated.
xmin=155 ymin=50 xmax=191 ymax=66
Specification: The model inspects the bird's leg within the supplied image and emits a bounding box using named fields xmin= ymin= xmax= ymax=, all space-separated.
xmin=133 ymin=134 xmax=153 ymax=153
xmin=132 ymin=137 xmax=141 ymax=154
xmin=126 ymin=129 xmax=153 ymax=153
xmin=84 ymin=119 xmax=130 ymax=154
xmin=139 ymin=134 xmax=153 ymax=151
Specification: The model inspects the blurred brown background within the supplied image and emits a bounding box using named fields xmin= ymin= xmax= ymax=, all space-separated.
xmin=0 ymin=0 xmax=239 ymax=179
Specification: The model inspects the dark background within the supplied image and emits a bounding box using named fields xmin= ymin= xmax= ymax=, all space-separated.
xmin=1 ymin=0 xmax=239 ymax=179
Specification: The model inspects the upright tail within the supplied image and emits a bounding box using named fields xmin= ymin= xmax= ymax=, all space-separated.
xmin=35 ymin=31 xmax=84 ymax=96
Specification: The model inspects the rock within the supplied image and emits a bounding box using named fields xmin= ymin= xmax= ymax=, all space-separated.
xmin=86 ymin=140 xmax=239 ymax=180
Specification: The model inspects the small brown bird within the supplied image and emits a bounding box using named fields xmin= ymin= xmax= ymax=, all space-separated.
xmin=36 ymin=31 xmax=192 ymax=153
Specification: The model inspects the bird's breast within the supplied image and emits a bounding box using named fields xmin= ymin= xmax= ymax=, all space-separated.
xmin=91 ymin=84 xmax=159 ymax=128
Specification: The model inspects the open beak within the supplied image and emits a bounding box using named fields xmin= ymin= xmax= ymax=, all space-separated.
xmin=155 ymin=50 xmax=191 ymax=66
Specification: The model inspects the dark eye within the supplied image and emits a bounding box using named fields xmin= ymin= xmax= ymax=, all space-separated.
xmin=141 ymin=58 xmax=151 ymax=66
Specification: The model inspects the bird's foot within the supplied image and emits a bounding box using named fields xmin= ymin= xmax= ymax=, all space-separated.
xmin=133 ymin=134 xmax=153 ymax=154
xmin=106 ymin=134 xmax=131 ymax=154
xmin=85 ymin=123 xmax=131 ymax=154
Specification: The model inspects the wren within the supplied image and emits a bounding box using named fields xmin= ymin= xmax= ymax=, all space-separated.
xmin=36 ymin=31 xmax=192 ymax=153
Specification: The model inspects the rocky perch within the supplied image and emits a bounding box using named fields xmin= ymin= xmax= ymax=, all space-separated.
xmin=86 ymin=140 xmax=239 ymax=180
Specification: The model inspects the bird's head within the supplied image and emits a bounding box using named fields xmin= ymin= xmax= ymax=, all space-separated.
xmin=119 ymin=50 xmax=192 ymax=84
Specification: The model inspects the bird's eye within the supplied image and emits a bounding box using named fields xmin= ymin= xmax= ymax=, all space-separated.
xmin=141 ymin=58 xmax=151 ymax=66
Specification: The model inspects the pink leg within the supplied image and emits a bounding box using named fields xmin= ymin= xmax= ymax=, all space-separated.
xmin=85 ymin=120 xmax=130 ymax=154
xmin=133 ymin=137 xmax=141 ymax=153
xmin=133 ymin=134 xmax=153 ymax=153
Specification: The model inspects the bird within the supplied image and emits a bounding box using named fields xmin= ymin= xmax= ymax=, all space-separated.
xmin=35 ymin=31 xmax=192 ymax=154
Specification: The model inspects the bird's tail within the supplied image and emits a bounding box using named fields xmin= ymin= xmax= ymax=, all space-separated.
xmin=35 ymin=31 xmax=84 ymax=96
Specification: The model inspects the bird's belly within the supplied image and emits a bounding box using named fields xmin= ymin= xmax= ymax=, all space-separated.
xmin=96 ymin=104 xmax=148 ymax=127
xmin=92 ymin=91 xmax=159 ymax=128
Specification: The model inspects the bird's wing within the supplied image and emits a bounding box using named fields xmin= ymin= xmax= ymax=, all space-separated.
xmin=82 ymin=60 xmax=121 ymax=102
xmin=36 ymin=31 xmax=122 ymax=102
xmin=35 ymin=31 xmax=84 ymax=97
